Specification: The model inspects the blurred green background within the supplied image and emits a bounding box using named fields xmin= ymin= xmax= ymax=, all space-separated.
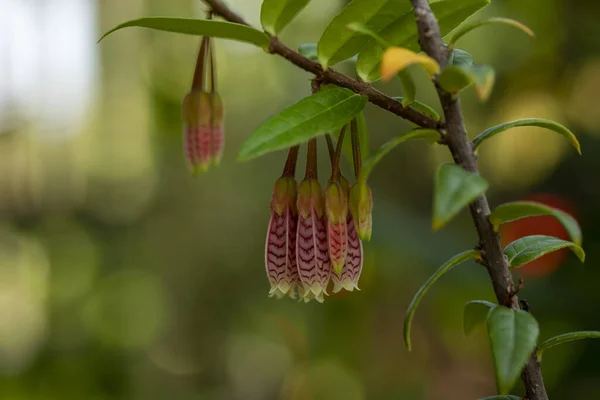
xmin=1 ymin=0 xmax=600 ymax=399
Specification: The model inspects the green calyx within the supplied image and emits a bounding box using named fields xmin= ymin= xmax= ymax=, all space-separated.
xmin=297 ymin=178 xmax=324 ymax=219
xmin=183 ymin=90 xmax=211 ymax=127
xmin=271 ymin=176 xmax=297 ymax=216
xmin=325 ymin=180 xmax=349 ymax=224
xmin=349 ymin=181 xmax=373 ymax=241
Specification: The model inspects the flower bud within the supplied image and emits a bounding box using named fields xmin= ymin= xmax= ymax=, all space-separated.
xmin=349 ymin=181 xmax=373 ymax=241
xmin=325 ymin=180 xmax=349 ymax=275
xmin=209 ymin=92 xmax=225 ymax=166
xmin=265 ymin=176 xmax=299 ymax=298
xmin=296 ymin=178 xmax=330 ymax=300
xmin=331 ymin=213 xmax=363 ymax=292
xmin=183 ymin=90 xmax=212 ymax=174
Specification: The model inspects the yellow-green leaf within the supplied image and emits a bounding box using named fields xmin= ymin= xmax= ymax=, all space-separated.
xmin=381 ymin=47 xmax=440 ymax=80
xmin=472 ymin=118 xmax=581 ymax=154
xmin=260 ymin=0 xmax=311 ymax=35
xmin=433 ymin=164 xmax=489 ymax=231
xmin=404 ymin=250 xmax=481 ymax=351
xmin=449 ymin=17 xmax=534 ymax=50
xmin=99 ymin=18 xmax=269 ymax=48
xmin=490 ymin=201 xmax=582 ymax=246
xmin=464 ymin=300 xmax=496 ymax=336
xmin=504 ymin=235 xmax=585 ymax=269
xmin=438 ymin=65 xmax=495 ymax=100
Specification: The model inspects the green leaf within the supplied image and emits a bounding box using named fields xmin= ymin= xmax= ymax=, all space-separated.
xmin=260 ymin=0 xmax=311 ymax=35
xmin=345 ymin=22 xmax=388 ymax=47
xmin=404 ymin=250 xmax=481 ymax=351
xmin=438 ymin=65 xmax=495 ymax=100
xmin=449 ymin=17 xmax=534 ymax=49
xmin=479 ymin=396 xmax=522 ymax=400
xmin=359 ymin=129 xmax=440 ymax=182
xmin=317 ymin=0 xmax=413 ymax=69
xmin=464 ymin=300 xmax=496 ymax=336
xmin=472 ymin=119 xmax=581 ymax=154
xmin=98 ymin=18 xmax=270 ymax=48
xmin=397 ymin=69 xmax=416 ymax=106
xmin=536 ymin=331 xmax=600 ymax=362
xmin=490 ymin=201 xmax=582 ymax=246
xmin=238 ymin=85 xmax=367 ymax=161
xmin=298 ymin=43 xmax=318 ymax=60
xmin=449 ymin=48 xmax=474 ymax=68
xmin=487 ymin=306 xmax=539 ymax=395
xmin=356 ymin=0 xmax=490 ymax=82
xmin=336 ymin=112 xmax=370 ymax=166
xmin=504 ymin=235 xmax=585 ymax=269
xmin=391 ymin=97 xmax=441 ymax=121
xmin=433 ymin=164 xmax=489 ymax=231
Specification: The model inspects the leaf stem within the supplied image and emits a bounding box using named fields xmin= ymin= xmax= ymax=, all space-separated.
xmin=332 ymin=125 xmax=346 ymax=181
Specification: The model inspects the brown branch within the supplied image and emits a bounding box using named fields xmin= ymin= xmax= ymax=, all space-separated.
xmin=202 ymin=0 xmax=438 ymax=130
xmin=409 ymin=1 xmax=548 ymax=399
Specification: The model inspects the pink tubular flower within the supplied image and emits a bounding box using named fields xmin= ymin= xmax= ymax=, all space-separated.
xmin=296 ymin=178 xmax=330 ymax=302
xmin=209 ymin=92 xmax=224 ymax=166
xmin=325 ymin=180 xmax=349 ymax=275
xmin=265 ymin=175 xmax=299 ymax=298
xmin=183 ymin=90 xmax=212 ymax=173
xmin=331 ymin=213 xmax=363 ymax=292
xmin=349 ymin=181 xmax=373 ymax=241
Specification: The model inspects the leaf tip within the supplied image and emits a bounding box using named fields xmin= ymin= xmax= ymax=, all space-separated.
xmin=432 ymin=218 xmax=445 ymax=231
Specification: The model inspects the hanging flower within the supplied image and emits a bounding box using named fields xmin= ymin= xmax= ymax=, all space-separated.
xmin=325 ymin=180 xmax=349 ymax=275
xmin=183 ymin=34 xmax=224 ymax=174
xmin=349 ymin=181 xmax=373 ymax=241
xmin=265 ymin=147 xmax=299 ymax=298
xmin=331 ymin=212 xmax=363 ymax=292
xmin=296 ymin=139 xmax=330 ymax=302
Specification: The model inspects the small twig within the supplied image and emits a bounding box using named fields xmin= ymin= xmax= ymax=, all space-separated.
xmin=202 ymin=0 xmax=439 ymax=129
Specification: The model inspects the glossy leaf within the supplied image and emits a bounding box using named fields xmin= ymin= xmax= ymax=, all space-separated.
xmin=449 ymin=17 xmax=534 ymax=49
xmin=239 ymin=85 xmax=367 ymax=161
xmin=472 ymin=118 xmax=581 ymax=154
xmin=356 ymin=0 xmax=490 ymax=82
xmin=359 ymin=129 xmax=440 ymax=182
xmin=397 ymin=69 xmax=416 ymax=106
xmin=464 ymin=300 xmax=496 ymax=336
xmin=345 ymin=22 xmax=388 ymax=46
xmin=99 ymin=18 xmax=269 ymax=48
xmin=381 ymin=47 xmax=440 ymax=80
xmin=490 ymin=201 xmax=582 ymax=246
xmin=438 ymin=65 xmax=495 ymax=100
xmin=537 ymin=331 xmax=600 ymax=361
xmin=404 ymin=250 xmax=481 ymax=351
xmin=260 ymin=0 xmax=311 ymax=35
xmin=449 ymin=48 xmax=474 ymax=68
xmin=433 ymin=164 xmax=489 ymax=231
xmin=479 ymin=396 xmax=522 ymax=400
xmin=298 ymin=43 xmax=318 ymax=60
xmin=317 ymin=0 xmax=413 ymax=69
xmin=487 ymin=306 xmax=539 ymax=395
xmin=504 ymin=235 xmax=585 ymax=268
xmin=391 ymin=97 xmax=441 ymax=121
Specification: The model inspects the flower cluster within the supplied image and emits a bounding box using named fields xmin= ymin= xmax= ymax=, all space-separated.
xmin=265 ymin=124 xmax=373 ymax=303
xmin=182 ymin=34 xmax=224 ymax=174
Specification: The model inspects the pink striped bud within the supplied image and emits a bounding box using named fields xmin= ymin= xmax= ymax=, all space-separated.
xmin=265 ymin=176 xmax=299 ymax=298
xmin=325 ymin=180 xmax=349 ymax=275
xmin=183 ymin=90 xmax=212 ymax=174
xmin=296 ymin=178 xmax=330 ymax=301
xmin=209 ymin=92 xmax=224 ymax=166
xmin=330 ymin=213 xmax=363 ymax=292
xmin=349 ymin=181 xmax=373 ymax=241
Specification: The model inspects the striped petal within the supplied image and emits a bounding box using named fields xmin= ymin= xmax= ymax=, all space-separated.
xmin=265 ymin=206 xmax=298 ymax=298
xmin=328 ymin=218 xmax=348 ymax=275
xmin=331 ymin=214 xmax=363 ymax=293
xmin=297 ymin=209 xmax=330 ymax=299
xmin=211 ymin=124 xmax=224 ymax=166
